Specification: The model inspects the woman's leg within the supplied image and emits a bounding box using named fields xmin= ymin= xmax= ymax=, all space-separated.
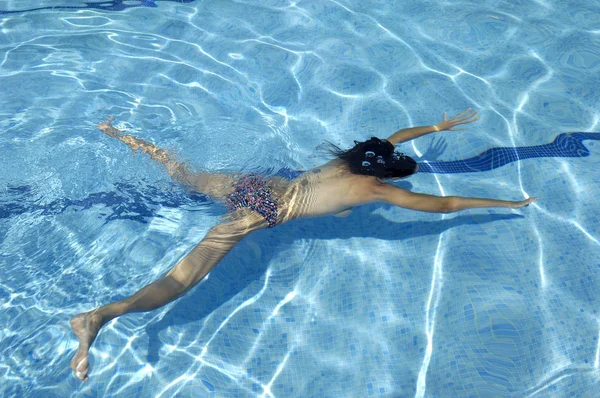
xmin=69 ymin=218 xmax=262 ymax=381
xmin=97 ymin=120 xmax=235 ymax=197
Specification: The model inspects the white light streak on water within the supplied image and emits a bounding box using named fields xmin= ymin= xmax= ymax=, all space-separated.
xmin=2 ymin=1 xmax=599 ymax=396
xmin=260 ymin=344 xmax=296 ymax=398
xmin=200 ymin=268 xmax=272 ymax=358
xmin=524 ymin=366 xmax=594 ymax=397
xmin=595 ymin=326 xmax=600 ymax=369
xmin=61 ymin=16 xmax=112 ymax=27
xmin=587 ymin=113 xmax=599 ymax=131
xmin=241 ymin=290 xmax=297 ymax=369
xmin=158 ymin=72 xmax=212 ymax=96
xmin=500 ymin=51 xmax=553 ymax=289
xmin=415 ymin=233 xmax=445 ymax=398
xmin=156 ymin=373 xmax=194 ymax=398
xmin=534 ymin=202 xmax=600 ymax=247
xmin=415 ymin=178 xmax=447 ymax=398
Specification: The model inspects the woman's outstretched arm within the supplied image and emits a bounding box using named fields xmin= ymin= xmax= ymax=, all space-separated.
xmin=374 ymin=183 xmax=538 ymax=213
xmin=385 ymin=108 xmax=479 ymax=145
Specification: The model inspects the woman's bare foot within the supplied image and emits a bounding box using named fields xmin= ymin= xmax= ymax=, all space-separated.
xmin=70 ymin=311 xmax=103 ymax=382
xmin=97 ymin=117 xmax=122 ymax=138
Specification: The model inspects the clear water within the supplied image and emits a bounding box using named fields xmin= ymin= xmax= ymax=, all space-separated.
xmin=1 ymin=1 xmax=599 ymax=397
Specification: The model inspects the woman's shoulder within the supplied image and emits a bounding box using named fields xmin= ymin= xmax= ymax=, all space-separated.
xmin=308 ymin=159 xmax=348 ymax=175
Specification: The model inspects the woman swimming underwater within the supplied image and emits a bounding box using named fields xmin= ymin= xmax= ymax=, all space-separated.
xmin=70 ymin=109 xmax=538 ymax=381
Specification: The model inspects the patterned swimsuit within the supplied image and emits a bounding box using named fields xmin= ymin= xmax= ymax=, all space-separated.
xmin=224 ymin=174 xmax=279 ymax=228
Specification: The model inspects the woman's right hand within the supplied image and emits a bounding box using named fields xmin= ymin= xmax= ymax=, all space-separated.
xmin=434 ymin=108 xmax=479 ymax=132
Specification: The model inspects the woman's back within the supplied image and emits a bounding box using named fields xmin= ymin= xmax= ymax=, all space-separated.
xmin=273 ymin=159 xmax=380 ymax=225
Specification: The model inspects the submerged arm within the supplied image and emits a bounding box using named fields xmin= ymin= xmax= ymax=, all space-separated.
xmin=385 ymin=108 xmax=479 ymax=145
xmin=374 ymin=183 xmax=537 ymax=213
xmin=385 ymin=125 xmax=439 ymax=145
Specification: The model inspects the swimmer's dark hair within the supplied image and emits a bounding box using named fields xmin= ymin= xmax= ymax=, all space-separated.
xmin=317 ymin=137 xmax=418 ymax=179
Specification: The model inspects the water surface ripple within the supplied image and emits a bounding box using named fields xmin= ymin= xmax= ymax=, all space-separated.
xmin=0 ymin=0 xmax=599 ymax=397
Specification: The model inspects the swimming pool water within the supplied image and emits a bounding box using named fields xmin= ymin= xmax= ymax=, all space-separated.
xmin=1 ymin=0 xmax=599 ymax=396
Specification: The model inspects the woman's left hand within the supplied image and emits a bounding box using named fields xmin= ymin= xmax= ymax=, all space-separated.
xmin=512 ymin=197 xmax=539 ymax=208
xmin=434 ymin=108 xmax=479 ymax=132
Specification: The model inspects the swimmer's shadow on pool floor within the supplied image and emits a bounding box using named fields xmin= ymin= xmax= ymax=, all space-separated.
xmin=143 ymin=204 xmax=523 ymax=366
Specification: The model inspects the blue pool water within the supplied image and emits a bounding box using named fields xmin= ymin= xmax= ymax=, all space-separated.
xmin=1 ymin=0 xmax=599 ymax=396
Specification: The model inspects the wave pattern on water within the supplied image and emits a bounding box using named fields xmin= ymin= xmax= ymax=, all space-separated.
xmin=0 ymin=180 xmax=212 ymax=222
xmin=0 ymin=0 xmax=193 ymax=15
xmin=1 ymin=0 xmax=600 ymax=397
